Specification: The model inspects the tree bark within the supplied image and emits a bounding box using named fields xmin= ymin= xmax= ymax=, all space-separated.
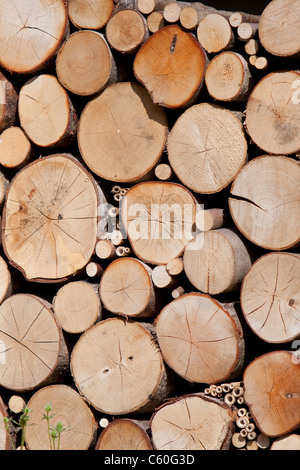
xmin=25 ymin=384 xmax=98 ymax=450
xmin=205 ymin=52 xmax=253 ymax=102
xmin=70 ymin=318 xmax=173 ymax=415
xmin=0 ymin=395 xmax=13 ymax=450
xmin=78 ymin=82 xmax=168 ymax=183
xmin=56 ymin=31 xmax=117 ymax=96
xmin=150 ymin=393 xmax=236 ymax=450
xmin=155 ymin=293 xmax=245 ymax=384
xmin=245 ymin=71 xmax=300 ymax=155
xmin=0 ymin=72 xmax=18 ymax=133
xmin=0 ymin=255 xmax=13 ymax=304
xmin=0 ymin=0 xmax=68 ymax=74
xmin=167 ymin=103 xmax=248 ymax=194
xmin=133 ymin=24 xmax=207 ymax=108
xmin=95 ymin=418 xmax=153 ymax=450
xmin=240 ymin=252 xmax=300 ymax=343
xmin=0 ymin=127 xmax=32 ymax=169
xmin=53 ymin=280 xmax=102 ymax=334
xmin=106 ymin=9 xmax=149 ymax=54
xmin=2 ymin=154 xmax=99 ymax=282
xmin=99 ymin=257 xmax=158 ymax=318
xmin=243 ymin=351 xmax=300 ymax=437
xmin=229 ymin=155 xmax=300 ymax=251
xmin=68 ymin=0 xmax=114 ymax=30
xmin=183 ymin=228 xmax=253 ymax=295
xmin=0 ymin=294 xmax=69 ymax=392
xmin=121 ymin=181 xmax=197 ymax=265
xmin=197 ymin=14 xmax=234 ymax=53
xmin=258 ymin=0 xmax=300 ymax=57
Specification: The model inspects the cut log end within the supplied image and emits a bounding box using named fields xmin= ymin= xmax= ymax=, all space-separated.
xmin=2 ymin=154 xmax=99 ymax=282
xmin=70 ymin=318 xmax=172 ymax=415
xmin=68 ymin=0 xmax=114 ymax=30
xmin=78 ymin=82 xmax=168 ymax=183
xmin=133 ymin=24 xmax=207 ymax=108
xmin=53 ymin=280 xmax=101 ymax=334
xmin=56 ymin=31 xmax=117 ymax=96
xmin=106 ymin=9 xmax=149 ymax=54
xmin=0 ymin=0 xmax=68 ymax=74
xmin=155 ymin=293 xmax=245 ymax=384
xmin=197 ymin=14 xmax=234 ymax=53
xmin=95 ymin=419 xmax=153 ymax=450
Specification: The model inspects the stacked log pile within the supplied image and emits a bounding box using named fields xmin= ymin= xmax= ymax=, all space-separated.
xmin=0 ymin=0 xmax=299 ymax=451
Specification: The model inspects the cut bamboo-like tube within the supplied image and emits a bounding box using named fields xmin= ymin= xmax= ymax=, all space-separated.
xmin=236 ymin=417 xmax=249 ymax=429
xmin=224 ymin=393 xmax=235 ymax=406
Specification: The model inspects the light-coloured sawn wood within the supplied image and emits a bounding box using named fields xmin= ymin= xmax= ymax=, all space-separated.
xmin=25 ymin=384 xmax=98 ymax=450
xmin=243 ymin=351 xmax=300 ymax=437
xmin=205 ymin=52 xmax=253 ymax=102
xmin=245 ymin=71 xmax=300 ymax=155
xmin=68 ymin=0 xmax=114 ymax=30
xmin=56 ymin=31 xmax=117 ymax=96
xmin=147 ymin=11 xmax=165 ymax=33
xmin=150 ymin=393 xmax=236 ymax=450
xmin=99 ymin=257 xmax=157 ymax=318
xmin=18 ymin=74 xmax=77 ymax=148
xmin=95 ymin=419 xmax=153 ymax=450
xmin=271 ymin=434 xmax=300 ymax=450
xmin=121 ymin=181 xmax=197 ymax=265
xmin=183 ymin=228 xmax=252 ymax=295
xmin=155 ymin=293 xmax=245 ymax=384
xmin=0 ymin=0 xmax=68 ymax=74
xmin=167 ymin=103 xmax=248 ymax=194
xmin=197 ymin=14 xmax=234 ymax=53
xmin=106 ymin=9 xmax=149 ymax=54
xmin=240 ymin=252 xmax=300 ymax=343
xmin=70 ymin=318 xmax=173 ymax=415
xmin=78 ymin=82 xmax=168 ymax=183
xmin=259 ymin=0 xmax=300 ymax=57
xmin=2 ymin=154 xmax=99 ymax=282
xmin=0 ymin=294 xmax=69 ymax=392
xmin=133 ymin=24 xmax=207 ymax=108
xmin=0 ymin=127 xmax=32 ymax=169
xmin=53 ymin=281 xmax=102 ymax=334
xmin=229 ymin=155 xmax=300 ymax=251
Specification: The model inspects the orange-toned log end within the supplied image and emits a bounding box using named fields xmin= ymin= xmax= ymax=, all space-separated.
xmin=243 ymin=351 xmax=300 ymax=438
xmin=133 ymin=24 xmax=207 ymax=108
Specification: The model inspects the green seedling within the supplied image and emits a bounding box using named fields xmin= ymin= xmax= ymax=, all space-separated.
xmin=42 ymin=403 xmax=69 ymax=450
